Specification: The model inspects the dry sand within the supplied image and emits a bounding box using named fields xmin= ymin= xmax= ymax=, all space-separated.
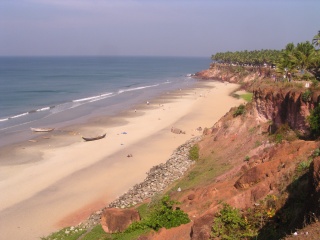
xmin=0 ymin=81 xmax=244 ymax=240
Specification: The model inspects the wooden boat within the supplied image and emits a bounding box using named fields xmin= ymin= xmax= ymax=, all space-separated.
xmin=82 ymin=133 xmax=106 ymax=141
xmin=31 ymin=127 xmax=54 ymax=132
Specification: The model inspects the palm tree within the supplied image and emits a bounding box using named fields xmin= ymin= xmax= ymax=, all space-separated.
xmin=312 ymin=30 xmax=320 ymax=49
xmin=275 ymin=43 xmax=297 ymax=76
xmin=294 ymin=41 xmax=317 ymax=72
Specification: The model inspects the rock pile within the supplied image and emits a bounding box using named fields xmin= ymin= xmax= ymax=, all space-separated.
xmin=109 ymin=136 xmax=201 ymax=208
xmin=79 ymin=135 xmax=201 ymax=229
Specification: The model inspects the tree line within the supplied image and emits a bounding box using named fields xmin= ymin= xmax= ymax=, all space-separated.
xmin=211 ymin=31 xmax=320 ymax=80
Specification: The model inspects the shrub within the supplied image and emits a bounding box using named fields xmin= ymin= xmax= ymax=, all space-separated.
xmin=211 ymin=203 xmax=256 ymax=240
xmin=126 ymin=195 xmax=190 ymax=232
xmin=271 ymin=124 xmax=297 ymax=143
xmin=233 ymin=104 xmax=245 ymax=117
xmin=313 ymin=148 xmax=320 ymax=157
xmin=146 ymin=195 xmax=190 ymax=230
xmin=275 ymin=134 xmax=283 ymax=144
xmin=308 ymin=104 xmax=320 ymax=138
xmin=301 ymin=89 xmax=312 ymax=102
xmin=296 ymin=158 xmax=313 ymax=174
xmin=189 ymin=144 xmax=199 ymax=161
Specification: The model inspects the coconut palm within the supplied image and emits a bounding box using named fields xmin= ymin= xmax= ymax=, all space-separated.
xmin=294 ymin=41 xmax=317 ymax=71
xmin=312 ymin=30 xmax=320 ymax=49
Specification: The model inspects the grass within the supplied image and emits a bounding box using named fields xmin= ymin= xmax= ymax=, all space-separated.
xmin=189 ymin=144 xmax=199 ymax=161
xmin=171 ymin=155 xmax=231 ymax=191
xmin=41 ymin=227 xmax=87 ymax=240
xmin=240 ymin=93 xmax=253 ymax=102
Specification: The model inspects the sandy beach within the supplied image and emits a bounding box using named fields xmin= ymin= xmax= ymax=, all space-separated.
xmin=0 ymin=80 xmax=243 ymax=240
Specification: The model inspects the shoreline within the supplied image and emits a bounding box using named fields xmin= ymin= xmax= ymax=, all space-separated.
xmin=0 ymin=80 xmax=243 ymax=240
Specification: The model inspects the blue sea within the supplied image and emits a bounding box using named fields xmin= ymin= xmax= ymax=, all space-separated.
xmin=0 ymin=56 xmax=209 ymax=147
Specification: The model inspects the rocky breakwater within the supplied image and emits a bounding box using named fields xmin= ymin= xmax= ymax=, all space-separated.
xmin=109 ymin=136 xmax=202 ymax=208
xmin=80 ymin=136 xmax=201 ymax=229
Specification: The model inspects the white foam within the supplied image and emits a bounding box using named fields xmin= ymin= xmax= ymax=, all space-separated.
xmin=0 ymin=118 xmax=8 ymax=122
xmin=118 ymin=84 xmax=159 ymax=94
xmin=10 ymin=112 xmax=29 ymax=119
xmin=73 ymin=92 xmax=113 ymax=103
xmin=36 ymin=107 xmax=50 ymax=112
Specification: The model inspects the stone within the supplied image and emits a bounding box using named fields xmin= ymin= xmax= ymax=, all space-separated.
xmin=101 ymin=208 xmax=140 ymax=233
xmin=188 ymin=193 xmax=195 ymax=200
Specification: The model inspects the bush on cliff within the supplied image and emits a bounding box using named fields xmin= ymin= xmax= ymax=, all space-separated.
xmin=308 ymin=104 xmax=320 ymax=138
xmin=211 ymin=203 xmax=257 ymax=240
xmin=233 ymin=104 xmax=246 ymax=117
xmin=125 ymin=195 xmax=190 ymax=233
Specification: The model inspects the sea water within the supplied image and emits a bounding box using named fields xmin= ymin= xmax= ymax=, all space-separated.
xmin=0 ymin=56 xmax=209 ymax=147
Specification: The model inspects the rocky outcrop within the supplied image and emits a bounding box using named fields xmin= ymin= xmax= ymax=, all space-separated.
xmin=253 ymin=88 xmax=320 ymax=136
xmin=195 ymin=64 xmax=270 ymax=83
xmin=196 ymin=64 xmax=320 ymax=137
xmin=190 ymin=213 xmax=214 ymax=240
xmin=100 ymin=208 xmax=140 ymax=233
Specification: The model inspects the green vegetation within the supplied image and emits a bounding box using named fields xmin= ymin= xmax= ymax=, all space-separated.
xmin=270 ymin=124 xmax=298 ymax=143
xmin=43 ymin=196 xmax=189 ymax=240
xmin=41 ymin=227 xmax=86 ymax=240
xmin=308 ymin=103 xmax=320 ymax=138
xmin=233 ymin=104 xmax=246 ymax=117
xmin=211 ymin=203 xmax=257 ymax=240
xmin=212 ymin=49 xmax=281 ymax=67
xmin=212 ymin=152 xmax=317 ymax=240
xmin=313 ymin=147 xmax=320 ymax=157
xmin=125 ymin=195 xmax=190 ymax=232
xmin=173 ymin=155 xmax=231 ymax=191
xmin=296 ymin=158 xmax=313 ymax=174
xmin=301 ymin=89 xmax=312 ymax=102
xmin=189 ymin=144 xmax=199 ymax=160
xmin=240 ymin=93 xmax=253 ymax=102
xmin=211 ymin=31 xmax=320 ymax=81
xmin=80 ymin=225 xmax=110 ymax=240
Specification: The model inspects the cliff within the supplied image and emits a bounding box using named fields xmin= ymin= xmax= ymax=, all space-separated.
xmin=136 ymin=64 xmax=320 ymax=239
xmin=77 ymin=64 xmax=320 ymax=239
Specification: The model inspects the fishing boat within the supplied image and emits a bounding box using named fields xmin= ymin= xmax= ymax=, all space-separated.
xmin=82 ymin=133 xmax=106 ymax=141
xmin=31 ymin=127 xmax=54 ymax=132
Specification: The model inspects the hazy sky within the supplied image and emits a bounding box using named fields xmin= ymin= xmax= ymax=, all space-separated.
xmin=1 ymin=0 xmax=319 ymax=57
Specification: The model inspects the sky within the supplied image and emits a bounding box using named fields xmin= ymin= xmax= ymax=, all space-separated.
xmin=0 ymin=0 xmax=319 ymax=57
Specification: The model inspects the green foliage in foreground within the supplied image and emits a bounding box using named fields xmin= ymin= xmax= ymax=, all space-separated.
xmin=126 ymin=195 xmax=190 ymax=232
xmin=189 ymin=144 xmax=199 ymax=161
xmin=211 ymin=203 xmax=257 ymax=240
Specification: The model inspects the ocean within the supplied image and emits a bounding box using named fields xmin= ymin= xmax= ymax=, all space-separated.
xmin=0 ymin=56 xmax=209 ymax=147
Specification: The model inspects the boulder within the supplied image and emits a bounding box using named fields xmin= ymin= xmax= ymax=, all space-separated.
xmin=191 ymin=213 xmax=214 ymax=240
xmin=171 ymin=127 xmax=185 ymax=134
xmin=101 ymin=208 xmax=140 ymax=233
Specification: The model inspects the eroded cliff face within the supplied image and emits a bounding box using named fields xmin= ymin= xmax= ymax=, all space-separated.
xmin=195 ymin=63 xmax=272 ymax=83
xmin=197 ymin=64 xmax=320 ymax=137
xmin=253 ymin=88 xmax=319 ymax=136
